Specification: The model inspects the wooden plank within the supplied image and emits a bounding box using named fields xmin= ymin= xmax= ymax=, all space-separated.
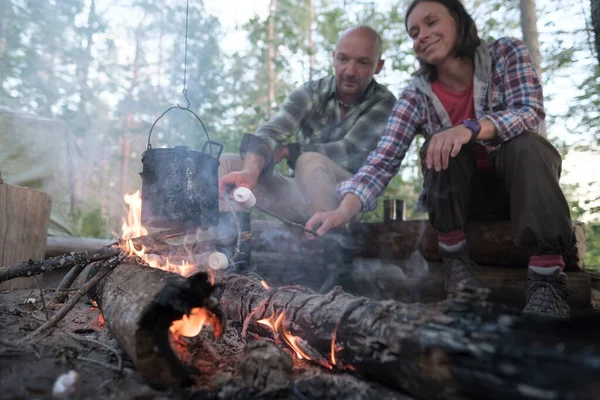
xmin=0 ymin=183 xmax=52 ymax=290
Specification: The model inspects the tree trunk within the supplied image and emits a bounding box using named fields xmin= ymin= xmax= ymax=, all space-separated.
xmin=519 ymin=0 xmax=546 ymax=136
xmin=0 ymin=184 xmax=52 ymax=290
xmin=307 ymin=0 xmax=315 ymax=81
xmin=592 ymin=0 xmax=600 ymax=63
xmin=88 ymin=262 xmax=225 ymax=389
xmin=216 ymin=273 xmax=600 ymax=400
xmin=267 ymin=0 xmax=278 ymax=114
xmin=119 ymin=13 xmax=145 ymax=198
xmin=519 ymin=0 xmax=543 ymax=76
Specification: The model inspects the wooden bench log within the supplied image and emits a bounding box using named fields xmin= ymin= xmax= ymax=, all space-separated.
xmin=0 ymin=183 xmax=52 ymax=290
xmin=350 ymin=219 xmax=586 ymax=271
xmin=252 ymin=252 xmax=591 ymax=309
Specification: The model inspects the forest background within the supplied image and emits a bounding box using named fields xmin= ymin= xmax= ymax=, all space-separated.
xmin=1 ymin=0 xmax=599 ymax=267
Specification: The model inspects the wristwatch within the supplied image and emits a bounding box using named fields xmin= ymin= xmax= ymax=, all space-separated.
xmin=462 ymin=119 xmax=482 ymax=143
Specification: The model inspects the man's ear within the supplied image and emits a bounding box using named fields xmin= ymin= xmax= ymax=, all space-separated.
xmin=332 ymin=51 xmax=336 ymax=64
xmin=375 ymin=59 xmax=385 ymax=74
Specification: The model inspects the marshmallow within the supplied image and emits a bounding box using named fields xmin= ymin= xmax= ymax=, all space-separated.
xmin=208 ymin=251 xmax=229 ymax=270
xmin=233 ymin=187 xmax=256 ymax=209
xmin=52 ymin=370 xmax=81 ymax=399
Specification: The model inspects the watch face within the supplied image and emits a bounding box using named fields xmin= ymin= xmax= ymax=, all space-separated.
xmin=464 ymin=119 xmax=481 ymax=134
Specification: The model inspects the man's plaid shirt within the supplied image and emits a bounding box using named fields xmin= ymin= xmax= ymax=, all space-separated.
xmin=339 ymin=37 xmax=546 ymax=211
xmin=240 ymin=76 xmax=396 ymax=175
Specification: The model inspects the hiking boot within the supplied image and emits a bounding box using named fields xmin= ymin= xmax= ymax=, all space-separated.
xmin=523 ymin=267 xmax=570 ymax=318
xmin=441 ymin=255 xmax=486 ymax=294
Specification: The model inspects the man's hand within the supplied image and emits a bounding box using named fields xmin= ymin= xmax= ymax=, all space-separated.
xmin=425 ymin=125 xmax=472 ymax=171
xmin=273 ymin=144 xmax=289 ymax=164
xmin=219 ymin=170 xmax=260 ymax=200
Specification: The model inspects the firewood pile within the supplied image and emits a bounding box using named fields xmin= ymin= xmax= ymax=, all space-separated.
xmin=1 ymin=222 xmax=600 ymax=400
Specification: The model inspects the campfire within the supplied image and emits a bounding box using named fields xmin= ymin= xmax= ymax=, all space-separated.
xmin=2 ymin=189 xmax=600 ymax=399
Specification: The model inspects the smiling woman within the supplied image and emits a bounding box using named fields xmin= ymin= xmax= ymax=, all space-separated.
xmin=306 ymin=0 xmax=578 ymax=319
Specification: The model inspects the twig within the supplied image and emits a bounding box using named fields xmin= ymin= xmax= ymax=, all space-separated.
xmin=35 ymin=276 xmax=49 ymax=320
xmin=21 ymin=253 xmax=126 ymax=342
xmin=77 ymin=356 xmax=126 ymax=373
xmin=63 ymin=330 xmax=122 ymax=372
xmin=109 ymin=226 xmax=200 ymax=251
xmin=53 ymin=263 xmax=88 ymax=304
xmin=0 ymin=247 xmax=121 ymax=284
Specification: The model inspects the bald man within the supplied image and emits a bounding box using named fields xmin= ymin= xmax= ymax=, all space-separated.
xmin=218 ymin=26 xmax=396 ymax=223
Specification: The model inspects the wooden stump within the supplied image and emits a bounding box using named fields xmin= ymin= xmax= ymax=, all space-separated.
xmin=0 ymin=183 xmax=52 ymax=290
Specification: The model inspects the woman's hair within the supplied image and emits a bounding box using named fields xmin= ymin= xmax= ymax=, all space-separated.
xmin=405 ymin=0 xmax=480 ymax=80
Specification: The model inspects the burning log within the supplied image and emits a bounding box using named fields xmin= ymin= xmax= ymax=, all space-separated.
xmin=87 ymin=261 xmax=226 ymax=389
xmin=216 ymin=273 xmax=600 ymax=400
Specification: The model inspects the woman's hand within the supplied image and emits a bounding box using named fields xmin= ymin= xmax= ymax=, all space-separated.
xmin=305 ymin=193 xmax=363 ymax=237
xmin=425 ymin=125 xmax=471 ymax=171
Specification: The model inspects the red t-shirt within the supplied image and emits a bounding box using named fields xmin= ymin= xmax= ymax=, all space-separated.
xmin=431 ymin=80 xmax=492 ymax=171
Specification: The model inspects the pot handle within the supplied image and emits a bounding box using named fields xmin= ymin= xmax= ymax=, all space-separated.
xmin=202 ymin=140 xmax=223 ymax=159
xmin=147 ymin=104 xmax=216 ymax=153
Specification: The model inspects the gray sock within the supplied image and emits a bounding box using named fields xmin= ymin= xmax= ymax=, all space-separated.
xmin=529 ymin=265 xmax=561 ymax=275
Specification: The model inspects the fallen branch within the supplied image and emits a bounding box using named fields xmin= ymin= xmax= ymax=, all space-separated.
xmin=53 ymin=263 xmax=89 ymax=304
xmin=21 ymin=253 xmax=126 ymax=342
xmin=0 ymin=247 xmax=121 ymax=284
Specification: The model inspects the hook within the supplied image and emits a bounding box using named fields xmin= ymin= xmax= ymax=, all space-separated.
xmin=176 ymin=88 xmax=190 ymax=110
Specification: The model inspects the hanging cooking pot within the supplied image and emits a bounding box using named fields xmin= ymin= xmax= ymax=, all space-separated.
xmin=140 ymin=105 xmax=223 ymax=229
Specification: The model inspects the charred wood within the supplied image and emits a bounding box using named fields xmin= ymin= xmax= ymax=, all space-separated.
xmin=87 ymin=262 xmax=226 ymax=389
xmin=216 ymin=273 xmax=600 ymax=400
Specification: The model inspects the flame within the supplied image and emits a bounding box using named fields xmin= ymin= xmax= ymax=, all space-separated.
xmin=261 ymin=280 xmax=270 ymax=290
xmin=257 ymin=311 xmax=311 ymax=360
xmin=120 ymin=191 xmax=217 ymax=340
xmin=170 ymin=307 xmax=212 ymax=338
xmin=120 ymin=191 xmax=195 ymax=276
xmin=331 ymin=328 xmax=337 ymax=365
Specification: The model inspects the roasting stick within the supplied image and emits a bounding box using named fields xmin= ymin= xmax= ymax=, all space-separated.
xmin=230 ymin=187 xmax=319 ymax=237
xmin=254 ymin=204 xmax=319 ymax=237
